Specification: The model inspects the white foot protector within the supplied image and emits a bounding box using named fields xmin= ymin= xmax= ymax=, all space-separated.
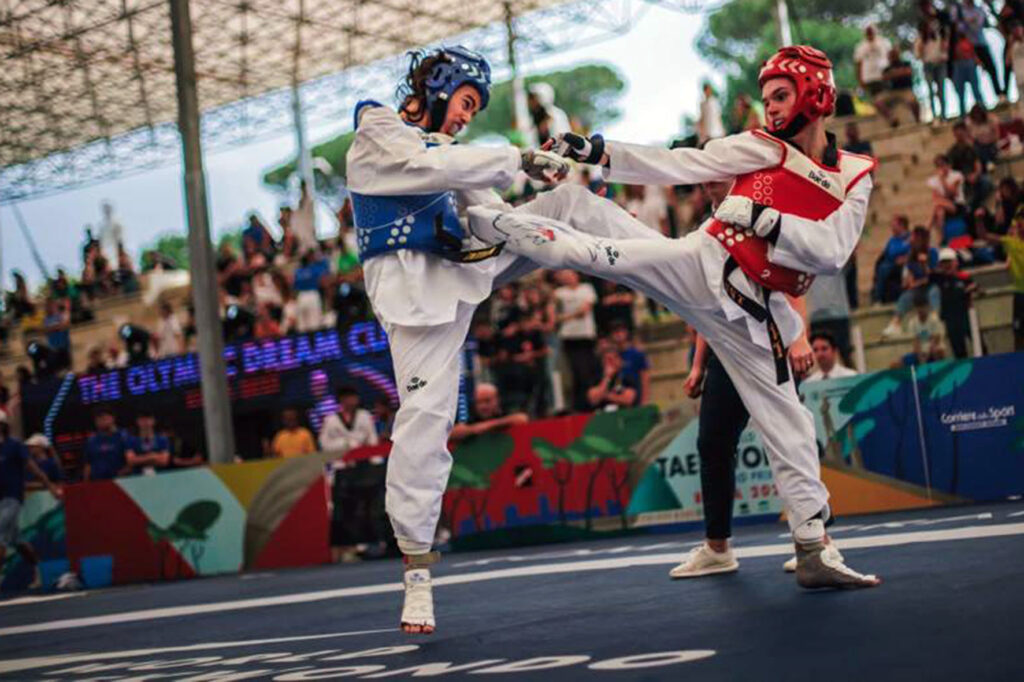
xmin=401 ymin=567 xmax=435 ymax=634
xmin=783 ymin=543 xmax=843 ymax=572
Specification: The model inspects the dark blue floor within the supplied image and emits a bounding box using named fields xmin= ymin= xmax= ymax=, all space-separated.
xmin=1 ymin=502 xmax=1021 ymax=681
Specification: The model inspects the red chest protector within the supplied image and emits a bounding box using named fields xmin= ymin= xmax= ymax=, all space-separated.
xmin=706 ymin=131 xmax=876 ymax=297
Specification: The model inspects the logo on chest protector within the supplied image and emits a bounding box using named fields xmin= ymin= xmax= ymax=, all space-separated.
xmin=407 ymin=376 xmax=428 ymax=392
xmin=807 ymin=169 xmax=831 ymax=190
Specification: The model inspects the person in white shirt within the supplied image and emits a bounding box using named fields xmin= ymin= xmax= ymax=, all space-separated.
xmin=318 ymin=386 xmax=379 ymax=453
xmin=927 ymin=154 xmax=967 ymax=233
xmin=553 ymin=269 xmax=598 ymax=411
xmin=804 ymin=332 xmax=858 ymax=382
xmin=697 ymin=82 xmax=726 ymax=143
xmin=292 ymin=180 xmax=318 ymax=256
xmin=155 ymin=302 xmax=185 ymax=358
xmin=97 ymin=201 xmax=125 ymax=266
xmin=854 ymin=25 xmax=892 ymax=99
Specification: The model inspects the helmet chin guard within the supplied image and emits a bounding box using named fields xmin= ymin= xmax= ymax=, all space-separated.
xmin=423 ymin=46 xmax=492 ymax=133
xmin=758 ymin=45 xmax=835 ymax=139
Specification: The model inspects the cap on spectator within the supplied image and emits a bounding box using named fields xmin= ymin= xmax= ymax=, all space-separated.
xmin=26 ymin=433 xmax=51 ymax=448
xmin=938 ymin=248 xmax=957 ymax=262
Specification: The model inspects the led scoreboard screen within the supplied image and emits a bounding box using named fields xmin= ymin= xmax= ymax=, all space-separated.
xmin=21 ymin=323 xmax=397 ymax=475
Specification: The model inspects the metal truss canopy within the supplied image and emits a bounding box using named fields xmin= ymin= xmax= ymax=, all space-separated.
xmin=0 ymin=0 xmax=708 ymax=202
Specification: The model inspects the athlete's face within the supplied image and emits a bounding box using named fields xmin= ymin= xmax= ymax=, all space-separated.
xmin=440 ymin=84 xmax=482 ymax=136
xmin=761 ymin=77 xmax=797 ymax=132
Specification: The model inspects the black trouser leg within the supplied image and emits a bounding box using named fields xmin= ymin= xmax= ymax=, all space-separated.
xmin=697 ymin=352 xmax=750 ymax=540
xmin=563 ymin=338 xmax=597 ymax=412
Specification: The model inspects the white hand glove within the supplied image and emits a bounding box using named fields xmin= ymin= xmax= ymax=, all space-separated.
xmin=521 ymin=149 xmax=570 ymax=183
xmin=713 ymin=195 xmax=780 ymax=238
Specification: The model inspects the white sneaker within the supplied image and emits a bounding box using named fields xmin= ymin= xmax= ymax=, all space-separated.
xmin=880 ymin=321 xmax=903 ymax=339
xmin=669 ymin=543 xmax=739 ymax=579
xmin=784 ymin=543 xmax=843 ymax=572
xmin=400 ymin=568 xmax=435 ymax=634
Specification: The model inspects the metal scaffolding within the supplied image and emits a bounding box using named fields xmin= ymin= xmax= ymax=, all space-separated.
xmin=0 ymin=0 xmax=718 ymax=203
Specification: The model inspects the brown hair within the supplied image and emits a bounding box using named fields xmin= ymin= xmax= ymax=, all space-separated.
xmin=397 ymin=49 xmax=451 ymax=124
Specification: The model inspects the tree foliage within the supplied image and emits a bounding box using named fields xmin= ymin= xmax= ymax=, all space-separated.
xmin=145 ymin=232 xmax=190 ymax=270
xmin=696 ymin=0 xmax=921 ymax=122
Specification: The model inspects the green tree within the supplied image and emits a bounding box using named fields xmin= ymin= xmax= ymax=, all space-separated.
xmin=696 ymin=0 xmax=920 ymax=125
xmin=261 ymin=63 xmax=626 ymax=190
xmin=446 ymin=432 xmax=515 ymax=534
xmin=144 ymin=232 xmax=190 ymax=270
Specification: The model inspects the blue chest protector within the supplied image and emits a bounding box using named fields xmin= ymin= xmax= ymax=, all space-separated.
xmin=350 ymin=100 xmax=485 ymax=264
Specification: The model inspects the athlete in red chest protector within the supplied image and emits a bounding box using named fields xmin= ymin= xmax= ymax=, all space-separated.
xmin=468 ymin=45 xmax=881 ymax=589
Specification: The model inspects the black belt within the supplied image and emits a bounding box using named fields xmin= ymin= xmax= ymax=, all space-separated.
xmin=435 ymin=214 xmax=505 ymax=263
xmin=722 ymin=258 xmax=790 ymax=385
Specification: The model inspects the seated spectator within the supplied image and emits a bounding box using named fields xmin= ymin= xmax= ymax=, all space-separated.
xmin=216 ymin=242 xmax=250 ymax=304
xmin=966 ymin=103 xmax=1001 ymax=167
xmin=854 ymin=25 xmax=892 ymax=103
xmin=883 ymin=227 xmax=940 ymax=338
xmin=242 ymin=213 xmax=275 ymax=262
xmin=449 ymin=383 xmax=528 ymax=441
xmin=948 ymin=122 xmax=993 ymax=210
xmin=83 ymin=407 xmax=130 ymax=481
xmin=141 ymin=249 xmax=178 ymax=273
xmin=372 ymin=396 xmax=396 ymax=441
xmin=319 ymin=386 xmax=379 ymax=453
xmin=125 ymin=411 xmax=172 ymax=476
xmin=293 ymin=250 xmax=329 ymax=333
xmin=876 ymin=47 xmax=921 ymax=126
xmin=901 ymin=291 xmax=946 ymax=366
xmin=586 ymin=348 xmax=638 ymax=411
xmin=155 ymin=301 xmax=185 ymax=358
xmin=84 ymin=345 xmax=109 ymax=374
xmin=805 ymin=332 xmax=858 ymax=382
xmin=994 ymin=178 xmax=1021 ymax=236
xmin=254 ymin=303 xmax=282 ymax=339
xmin=172 ymin=441 xmax=207 ymax=469
xmin=270 ymin=408 xmax=316 ymax=458
xmin=843 ymin=121 xmax=874 ymax=156
xmin=927 ymin=154 xmax=968 ymax=242
xmin=609 ymin=321 xmax=649 ymax=405
xmin=25 ymin=433 xmax=62 ymax=490
xmin=931 ymin=247 xmax=979 ymax=358
xmin=330 ymin=279 xmax=371 ymax=327
xmin=42 ymin=298 xmax=71 ymax=372
xmin=874 ymin=215 xmax=912 ymax=304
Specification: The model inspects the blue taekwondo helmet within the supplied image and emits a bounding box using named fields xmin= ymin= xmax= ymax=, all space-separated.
xmin=423 ymin=46 xmax=492 ymax=131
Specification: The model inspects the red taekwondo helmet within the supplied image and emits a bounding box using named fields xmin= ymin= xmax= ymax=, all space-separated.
xmin=758 ymin=45 xmax=836 ymax=138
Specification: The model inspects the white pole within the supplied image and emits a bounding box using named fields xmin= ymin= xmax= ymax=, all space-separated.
xmin=775 ymin=0 xmax=793 ymax=47
xmin=968 ymin=306 xmax=983 ymax=357
xmin=851 ymin=324 xmax=867 ymax=373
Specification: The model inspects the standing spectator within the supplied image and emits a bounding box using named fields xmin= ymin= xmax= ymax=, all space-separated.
xmin=931 ymin=248 xmax=978 ymax=358
xmin=7 ymin=271 xmax=36 ymax=321
xmin=97 ymin=201 xmax=124 ymax=266
xmin=995 ymin=178 xmax=1021 ymax=236
xmin=242 ymin=213 xmax=274 ymax=262
xmin=508 ymin=307 xmax=550 ymax=416
xmin=955 ymin=0 xmax=1004 ymax=99
xmin=917 ymin=16 xmax=950 ymax=121
xmin=527 ymin=82 xmax=572 ymax=146
xmin=807 ymin=273 xmax=853 ymax=366
xmin=216 ymin=242 xmax=249 ymax=304
xmin=594 ymin=280 xmax=636 ymax=336
xmin=978 ymin=206 xmax=1024 ymax=350
xmin=609 ymin=321 xmax=650 ymax=406
xmin=854 ymin=25 xmax=892 ymax=102
xmin=449 ymin=383 xmax=528 ymax=442
xmin=293 ymin=250 xmax=329 ymax=332
xmin=948 ymin=122 xmax=993 ymax=210
xmin=1008 ymin=22 xmax=1024 ymax=115
xmin=0 ymin=418 xmax=61 ymax=590
xmin=83 ymin=407 xmax=129 ymax=481
xmin=125 ymin=411 xmax=172 ymax=476
xmin=804 ymin=332 xmax=858 ymax=382
xmin=553 ymin=269 xmax=598 ymax=412
xmin=965 ymin=103 xmax=1001 ymax=167
xmin=697 ymin=82 xmax=725 ymax=143
xmin=586 ymin=348 xmax=638 ymax=411
xmin=277 ymin=205 xmax=299 ymax=262
xmin=842 ymin=121 xmax=874 ymax=156
xmin=928 ymin=154 xmax=967 ymax=241
xmin=292 ymin=180 xmax=318 ymax=256
xmin=84 ymin=345 xmax=109 ymax=374
xmin=116 ymin=244 xmax=139 ymax=294
xmin=372 ymin=396 xmax=397 ymax=441
xmin=951 ymin=26 xmax=984 ymax=116
xmin=155 ymin=301 xmax=185 ymax=358
xmin=25 ymin=434 xmax=62 ymax=491
xmin=319 ymin=386 xmax=379 ymax=453
xmin=42 ymin=298 xmax=71 ymax=371
xmin=623 ymin=185 xmax=669 ymax=236
xmin=270 ymin=408 xmax=316 ymax=458
xmin=730 ymin=94 xmax=762 ymax=134
xmin=877 ymin=47 xmax=921 ymax=126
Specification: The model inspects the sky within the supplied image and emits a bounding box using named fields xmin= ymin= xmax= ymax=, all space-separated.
xmin=0 ymin=3 xmax=715 ymax=288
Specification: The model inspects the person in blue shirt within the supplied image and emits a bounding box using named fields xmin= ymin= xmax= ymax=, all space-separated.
xmin=25 ymin=434 xmax=62 ymax=490
xmin=83 ymin=407 xmax=129 ymax=481
xmin=1 ymin=416 xmax=61 ymax=589
xmin=293 ymin=249 xmax=331 ymax=333
xmin=873 ymin=214 xmax=911 ymax=304
xmin=242 ymin=213 xmax=274 ymax=262
xmin=125 ymin=411 xmax=171 ymax=476
xmin=609 ymin=321 xmax=650 ymax=406
xmin=42 ymin=298 xmax=72 ymax=371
